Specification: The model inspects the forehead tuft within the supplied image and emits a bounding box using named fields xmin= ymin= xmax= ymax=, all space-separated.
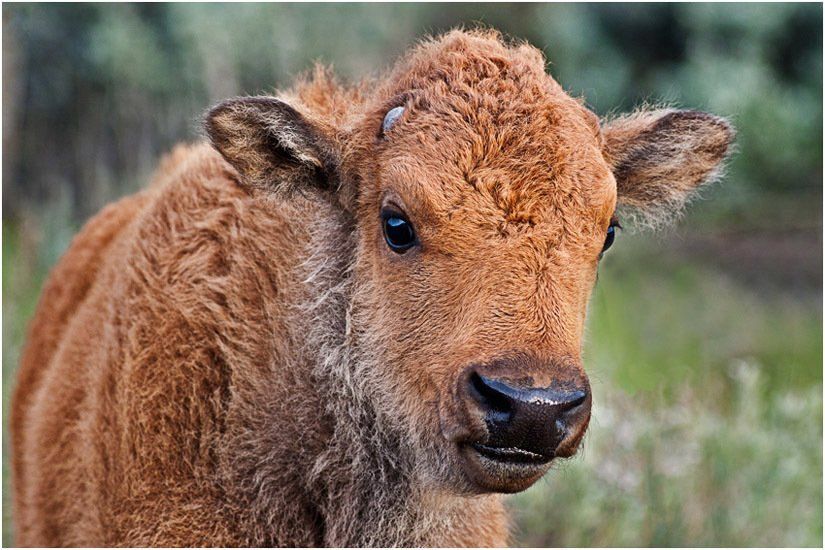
xmin=369 ymin=31 xmax=609 ymax=225
xmin=329 ymin=30 xmax=616 ymax=236
xmin=384 ymin=29 xmax=552 ymax=93
xmin=370 ymin=29 xmax=602 ymax=169
xmin=373 ymin=29 xmax=593 ymax=127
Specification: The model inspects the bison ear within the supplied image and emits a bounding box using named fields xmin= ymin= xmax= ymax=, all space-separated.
xmin=205 ymin=96 xmax=340 ymax=193
xmin=601 ymin=109 xmax=734 ymax=226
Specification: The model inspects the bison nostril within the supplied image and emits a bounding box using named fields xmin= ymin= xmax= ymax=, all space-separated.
xmin=565 ymin=390 xmax=587 ymax=410
xmin=469 ymin=373 xmax=513 ymax=423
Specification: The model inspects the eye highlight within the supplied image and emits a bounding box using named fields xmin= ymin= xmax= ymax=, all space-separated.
xmin=381 ymin=207 xmax=417 ymax=253
xmin=600 ymin=216 xmax=621 ymax=258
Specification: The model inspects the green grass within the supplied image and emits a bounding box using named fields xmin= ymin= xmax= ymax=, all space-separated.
xmin=2 ymin=214 xmax=822 ymax=547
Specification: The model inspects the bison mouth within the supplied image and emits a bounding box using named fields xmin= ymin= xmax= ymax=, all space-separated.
xmin=471 ymin=443 xmax=552 ymax=465
xmin=459 ymin=442 xmax=554 ymax=493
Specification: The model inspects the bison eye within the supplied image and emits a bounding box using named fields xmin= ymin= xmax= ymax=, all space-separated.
xmin=601 ymin=218 xmax=621 ymax=257
xmin=382 ymin=208 xmax=417 ymax=253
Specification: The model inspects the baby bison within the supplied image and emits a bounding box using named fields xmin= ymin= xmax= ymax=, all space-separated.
xmin=12 ymin=29 xmax=733 ymax=546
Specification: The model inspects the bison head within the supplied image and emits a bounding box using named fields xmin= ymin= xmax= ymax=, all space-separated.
xmin=205 ymin=31 xmax=733 ymax=495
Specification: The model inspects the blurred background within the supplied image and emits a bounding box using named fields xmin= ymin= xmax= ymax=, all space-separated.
xmin=2 ymin=3 xmax=822 ymax=546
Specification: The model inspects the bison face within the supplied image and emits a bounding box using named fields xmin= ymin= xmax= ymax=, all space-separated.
xmin=341 ymin=93 xmax=614 ymax=493
xmin=347 ymin=93 xmax=729 ymax=494
xmin=205 ymin=36 xmax=732 ymax=495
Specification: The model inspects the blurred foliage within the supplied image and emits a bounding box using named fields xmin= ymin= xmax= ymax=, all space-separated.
xmin=3 ymin=3 xmax=822 ymax=223
xmin=2 ymin=3 xmax=822 ymax=547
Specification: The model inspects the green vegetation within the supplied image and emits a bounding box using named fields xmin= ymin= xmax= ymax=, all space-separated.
xmin=2 ymin=3 xmax=821 ymax=547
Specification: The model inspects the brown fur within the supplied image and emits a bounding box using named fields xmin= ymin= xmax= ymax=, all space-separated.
xmin=11 ymin=29 xmax=733 ymax=547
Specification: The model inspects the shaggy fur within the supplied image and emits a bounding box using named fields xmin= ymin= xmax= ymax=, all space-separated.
xmin=11 ymin=29 xmax=733 ymax=547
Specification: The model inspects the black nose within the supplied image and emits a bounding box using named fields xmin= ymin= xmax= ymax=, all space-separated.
xmin=469 ymin=373 xmax=589 ymax=458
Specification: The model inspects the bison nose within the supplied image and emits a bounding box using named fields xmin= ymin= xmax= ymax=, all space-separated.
xmin=468 ymin=372 xmax=590 ymax=459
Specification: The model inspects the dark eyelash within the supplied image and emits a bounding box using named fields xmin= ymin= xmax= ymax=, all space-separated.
xmin=381 ymin=203 xmax=407 ymax=221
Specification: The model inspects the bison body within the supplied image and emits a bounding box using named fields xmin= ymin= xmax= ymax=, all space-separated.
xmin=12 ymin=30 xmax=732 ymax=546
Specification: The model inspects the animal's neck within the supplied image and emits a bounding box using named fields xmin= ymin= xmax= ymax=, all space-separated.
xmin=292 ymin=202 xmax=504 ymax=546
xmin=292 ymin=213 xmax=435 ymax=545
xmin=307 ymin=396 xmax=490 ymax=546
